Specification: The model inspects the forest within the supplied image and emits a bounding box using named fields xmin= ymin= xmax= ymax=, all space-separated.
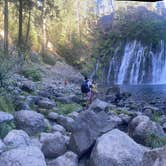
xmin=0 ymin=1 xmax=165 ymax=166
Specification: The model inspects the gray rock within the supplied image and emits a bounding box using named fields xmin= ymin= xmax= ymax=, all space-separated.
xmin=0 ymin=112 xmax=13 ymax=123
xmin=88 ymin=99 xmax=115 ymax=112
xmin=48 ymin=112 xmax=59 ymax=121
xmin=129 ymin=115 xmax=165 ymax=145
xmin=69 ymin=111 xmax=116 ymax=156
xmin=52 ymin=124 xmax=66 ymax=134
xmin=68 ymin=112 xmax=79 ymax=120
xmin=0 ymin=146 xmax=46 ymax=166
xmin=108 ymin=115 xmax=123 ymax=126
xmin=90 ymin=129 xmax=146 ymax=166
xmin=30 ymin=137 xmax=42 ymax=149
xmin=15 ymin=110 xmax=45 ymax=136
xmin=21 ymin=81 xmax=35 ymax=93
xmin=56 ymin=115 xmax=75 ymax=132
xmin=142 ymin=146 xmax=166 ymax=166
xmin=47 ymin=151 xmax=78 ymax=166
xmin=0 ymin=139 xmax=6 ymax=154
xmin=36 ymin=98 xmax=56 ymax=109
xmin=4 ymin=130 xmax=30 ymax=148
xmin=119 ymin=113 xmax=132 ymax=124
xmin=41 ymin=132 xmax=67 ymax=158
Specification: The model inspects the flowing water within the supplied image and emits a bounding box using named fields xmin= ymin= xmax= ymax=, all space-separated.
xmin=108 ymin=40 xmax=166 ymax=84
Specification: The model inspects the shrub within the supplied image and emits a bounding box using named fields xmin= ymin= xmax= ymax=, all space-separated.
xmin=151 ymin=112 xmax=161 ymax=123
xmin=21 ymin=68 xmax=42 ymax=82
xmin=56 ymin=102 xmax=82 ymax=115
xmin=145 ymin=133 xmax=166 ymax=148
xmin=0 ymin=122 xmax=15 ymax=139
xmin=0 ymin=95 xmax=14 ymax=113
xmin=42 ymin=54 xmax=56 ymax=66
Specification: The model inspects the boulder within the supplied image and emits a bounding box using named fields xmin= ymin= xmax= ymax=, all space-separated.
xmin=68 ymin=111 xmax=79 ymax=120
xmin=4 ymin=130 xmax=30 ymax=148
xmin=15 ymin=110 xmax=45 ymax=135
xmin=47 ymin=151 xmax=78 ymax=166
xmin=108 ymin=115 xmax=123 ymax=126
xmin=0 ymin=139 xmax=6 ymax=154
xmin=142 ymin=146 xmax=166 ymax=166
xmin=0 ymin=146 xmax=46 ymax=166
xmin=30 ymin=137 xmax=42 ymax=149
xmin=52 ymin=124 xmax=66 ymax=134
xmin=0 ymin=112 xmax=13 ymax=123
xmin=56 ymin=115 xmax=75 ymax=132
xmin=68 ymin=111 xmax=116 ymax=156
xmin=36 ymin=98 xmax=56 ymax=109
xmin=21 ymin=81 xmax=35 ymax=93
xmin=48 ymin=112 xmax=59 ymax=121
xmin=88 ymin=99 xmax=113 ymax=112
xmin=41 ymin=132 xmax=67 ymax=158
xmin=128 ymin=115 xmax=165 ymax=145
xmin=90 ymin=129 xmax=145 ymax=166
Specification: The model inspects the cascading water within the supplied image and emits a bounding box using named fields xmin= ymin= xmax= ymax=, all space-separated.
xmin=108 ymin=40 xmax=166 ymax=84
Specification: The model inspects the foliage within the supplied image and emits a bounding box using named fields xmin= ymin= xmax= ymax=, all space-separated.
xmin=0 ymin=95 xmax=14 ymax=113
xmin=56 ymin=102 xmax=82 ymax=115
xmin=145 ymin=133 xmax=166 ymax=148
xmin=151 ymin=112 xmax=161 ymax=123
xmin=42 ymin=54 xmax=56 ymax=66
xmin=0 ymin=121 xmax=15 ymax=139
xmin=21 ymin=67 xmax=42 ymax=82
xmin=0 ymin=54 xmax=18 ymax=87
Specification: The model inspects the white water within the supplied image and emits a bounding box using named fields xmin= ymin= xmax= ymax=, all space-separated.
xmin=109 ymin=40 xmax=166 ymax=84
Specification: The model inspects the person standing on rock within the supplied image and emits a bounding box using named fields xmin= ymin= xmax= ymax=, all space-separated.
xmin=81 ymin=76 xmax=92 ymax=109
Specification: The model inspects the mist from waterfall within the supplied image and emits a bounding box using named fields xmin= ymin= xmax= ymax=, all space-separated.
xmin=108 ymin=40 xmax=166 ymax=84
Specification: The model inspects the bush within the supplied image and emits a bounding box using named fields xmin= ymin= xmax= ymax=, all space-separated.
xmin=0 ymin=122 xmax=15 ymax=139
xmin=56 ymin=102 xmax=82 ymax=115
xmin=0 ymin=95 xmax=14 ymax=113
xmin=21 ymin=68 xmax=42 ymax=82
xmin=42 ymin=54 xmax=56 ymax=66
xmin=145 ymin=133 xmax=166 ymax=148
xmin=151 ymin=112 xmax=161 ymax=123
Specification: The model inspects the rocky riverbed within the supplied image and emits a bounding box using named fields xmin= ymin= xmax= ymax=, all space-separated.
xmin=0 ymin=63 xmax=166 ymax=166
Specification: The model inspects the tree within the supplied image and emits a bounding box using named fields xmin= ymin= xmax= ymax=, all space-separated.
xmin=4 ymin=0 xmax=8 ymax=55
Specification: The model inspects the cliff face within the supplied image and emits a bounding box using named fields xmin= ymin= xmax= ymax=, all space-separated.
xmin=95 ymin=6 xmax=166 ymax=84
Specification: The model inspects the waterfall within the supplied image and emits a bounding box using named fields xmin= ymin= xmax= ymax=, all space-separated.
xmin=109 ymin=40 xmax=166 ymax=84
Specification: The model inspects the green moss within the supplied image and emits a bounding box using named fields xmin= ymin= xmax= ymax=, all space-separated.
xmin=110 ymin=108 xmax=131 ymax=116
xmin=21 ymin=68 xmax=42 ymax=82
xmin=0 ymin=122 xmax=16 ymax=139
xmin=145 ymin=133 xmax=166 ymax=148
xmin=151 ymin=112 xmax=161 ymax=123
xmin=56 ymin=102 xmax=82 ymax=115
xmin=0 ymin=96 xmax=14 ymax=113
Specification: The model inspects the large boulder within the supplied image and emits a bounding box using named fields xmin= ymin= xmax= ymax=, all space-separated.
xmin=56 ymin=115 xmax=75 ymax=132
xmin=141 ymin=146 xmax=166 ymax=166
xmin=20 ymin=81 xmax=35 ymax=93
xmin=36 ymin=98 xmax=56 ymax=109
xmin=41 ymin=132 xmax=67 ymax=158
xmin=0 ymin=139 xmax=6 ymax=154
xmin=88 ymin=99 xmax=114 ymax=112
xmin=4 ymin=130 xmax=30 ymax=148
xmin=68 ymin=111 xmax=116 ymax=156
xmin=128 ymin=115 xmax=165 ymax=145
xmin=15 ymin=110 xmax=45 ymax=135
xmin=90 ymin=129 xmax=146 ymax=166
xmin=47 ymin=151 xmax=78 ymax=166
xmin=0 ymin=112 xmax=13 ymax=123
xmin=0 ymin=146 xmax=46 ymax=166
xmin=48 ymin=112 xmax=59 ymax=121
xmin=52 ymin=124 xmax=66 ymax=134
